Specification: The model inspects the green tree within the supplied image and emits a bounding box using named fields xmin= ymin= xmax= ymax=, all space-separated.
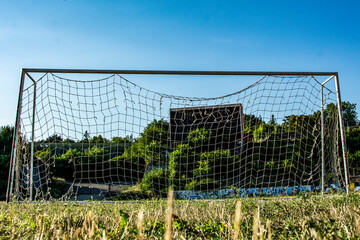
xmin=244 ymin=114 xmax=265 ymax=133
xmin=112 ymin=135 xmax=134 ymax=144
xmin=0 ymin=125 xmax=14 ymax=200
xmin=187 ymin=128 xmax=210 ymax=145
xmin=140 ymin=168 xmax=168 ymax=195
xmin=282 ymin=114 xmax=319 ymax=132
xmin=269 ymin=114 xmax=276 ymax=125
xmin=0 ymin=125 xmax=14 ymax=154
xmin=111 ymin=119 xmax=169 ymax=183
xmin=346 ymin=127 xmax=360 ymax=169
xmin=144 ymin=140 xmax=166 ymax=165
xmin=117 ymin=119 xmax=169 ymax=164
xmin=90 ymin=135 xmax=108 ymax=143
xmin=44 ymin=134 xmax=63 ymax=143
xmin=168 ymin=128 xmax=239 ymax=191
xmin=168 ymin=143 xmax=195 ymax=189
xmin=324 ymin=101 xmax=358 ymax=127
xmin=342 ymin=101 xmax=358 ymax=127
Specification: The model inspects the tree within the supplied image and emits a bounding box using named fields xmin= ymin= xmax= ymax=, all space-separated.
xmin=90 ymin=135 xmax=108 ymax=143
xmin=282 ymin=114 xmax=319 ymax=132
xmin=117 ymin=119 xmax=169 ymax=162
xmin=0 ymin=125 xmax=14 ymax=200
xmin=269 ymin=114 xmax=276 ymax=125
xmin=112 ymin=135 xmax=134 ymax=144
xmin=345 ymin=127 xmax=360 ymax=169
xmin=244 ymin=114 xmax=265 ymax=133
xmin=168 ymin=128 xmax=238 ymax=191
xmin=341 ymin=101 xmax=358 ymax=127
xmin=0 ymin=125 xmax=13 ymax=154
xmin=44 ymin=134 xmax=63 ymax=143
xmin=111 ymin=119 xmax=169 ymax=183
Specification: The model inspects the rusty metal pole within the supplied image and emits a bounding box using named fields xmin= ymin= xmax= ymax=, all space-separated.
xmin=321 ymin=85 xmax=325 ymax=196
xmin=334 ymin=74 xmax=350 ymax=194
xmin=6 ymin=70 xmax=26 ymax=202
xmin=29 ymin=81 xmax=37 ymax=201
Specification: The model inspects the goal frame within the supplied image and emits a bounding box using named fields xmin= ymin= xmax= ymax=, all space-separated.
xmin=6 ymin=69 xmax=350 ymax=201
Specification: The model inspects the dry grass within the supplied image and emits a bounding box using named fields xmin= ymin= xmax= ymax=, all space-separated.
xmin=0 ymin=194 xmax=360 ymax=239
xmin=233 ymin=200 xmax=242 ymax=239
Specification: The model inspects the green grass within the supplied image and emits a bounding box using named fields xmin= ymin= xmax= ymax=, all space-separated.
xmin=1 ymin=194 xmax=360 ymax=239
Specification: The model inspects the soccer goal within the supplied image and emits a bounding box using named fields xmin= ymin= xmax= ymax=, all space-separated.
xmin=6 ymin=69 xmax=350 ymax=201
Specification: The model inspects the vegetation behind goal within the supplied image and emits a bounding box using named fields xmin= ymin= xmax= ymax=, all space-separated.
xmin=6 ymin=69 xmax=350 ymax=201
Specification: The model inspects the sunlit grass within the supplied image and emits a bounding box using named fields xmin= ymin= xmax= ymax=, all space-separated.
xmin=1 ymin=194 xmax=360 ymax=239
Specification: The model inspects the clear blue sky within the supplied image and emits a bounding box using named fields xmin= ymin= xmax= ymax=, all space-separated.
xmin=1 ymin=0 xmax=359 ymax=126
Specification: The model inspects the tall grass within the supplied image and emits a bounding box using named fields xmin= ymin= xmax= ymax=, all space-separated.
xmin=233 ymin=200 xmax=242 ymax=239
xmin=0 ymin=194 xmax=359 ymax=239
xmin=165 ymin=188 xmax=174 ymax=240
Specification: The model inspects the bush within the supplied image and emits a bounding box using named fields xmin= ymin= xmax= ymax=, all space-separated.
xmin=187 ymin=128 xmax=210 ymax=145
xmin=346 ymin=127 xmax=360 ymax=169
xmin=140 ymin=168 xmax=168 ymax=195
xmin=168 ymin=144 xmax=196 ymax=189
xmin=0 ymin=154 xmax=10 ymax=200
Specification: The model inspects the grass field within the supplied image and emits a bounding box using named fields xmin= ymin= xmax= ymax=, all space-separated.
xmin=1 ymin=194 xmax=360 ymax=239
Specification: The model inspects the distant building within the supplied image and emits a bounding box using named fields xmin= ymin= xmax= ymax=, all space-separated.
xmin=169 ymin=104 xmax=244 ymax=152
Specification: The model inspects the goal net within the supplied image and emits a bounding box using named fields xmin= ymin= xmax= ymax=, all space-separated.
xmin=7 ymin=70 xmax=349 ymax=201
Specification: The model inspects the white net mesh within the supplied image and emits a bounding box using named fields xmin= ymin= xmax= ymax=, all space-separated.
xmin=9 ymin=72 xmax=345 ymax=200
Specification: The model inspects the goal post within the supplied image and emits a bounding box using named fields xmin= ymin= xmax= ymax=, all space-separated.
xmin=6 ymin=69 xmax=349 ymax=201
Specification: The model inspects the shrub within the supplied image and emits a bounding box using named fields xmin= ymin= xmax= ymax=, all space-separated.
xmin=140 ymin=168 xmax=168 ymax=195
xmin=187 ymin=128 xmax=211 ymax=145
xmin=168 ymin=144 xmax=196 ymax=189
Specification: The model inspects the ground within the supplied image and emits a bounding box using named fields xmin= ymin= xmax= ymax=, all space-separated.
xmin=1 ymin=193 xmax=359 ymax=239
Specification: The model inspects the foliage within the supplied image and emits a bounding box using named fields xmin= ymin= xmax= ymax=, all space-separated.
xmin=83 ymin=146 xmax=106 ymax=162
xmin=169 ymin=127 xmax=238 ymax=190
xmin=0 ymin=125 xmax=13 ymax=154
xmin=342 ymin=101 xmax=358 ymax=126
xmin=346 ymin=126 xmax=360 ymax=153
xmin=140 ymin=168 xmax=168 ymax=195
xmin=43 ymin=134 xmax=63 ymax=143
xmin=346 ymin=126 xmax=360 ymax=169
xmin=34 ymin=146 xmax=109 ymax=181
xmin=3 ymin=100 xmax=359 ymax=198
xmin=342 ymin=101 xmax=360 ymax=169
xmin=140 ymin=119 xmax=169 ymax=144
xmin=144 ymin=140 xmax=166 ymax=165
xmin=252 ymin=121 xmax=281 ymax=143
xmin=253 ymin=123 xmax=268 ymax=142
xmin=323 ymin=101 xmax=358 ymax=127
xmin=282 ymin=114 xmax=319 ymax=132
xmin=41 ymin=133 xmax=134 ymax=145
xmin=244 ymin=114 xmax=265 ymax=134
xmin=187 ymin=128 xmax=210 ymax=145
xmin=168 ymin=143 xmax=195 ymax=188
xmin=112 ymin=135 xmax=134 ymax=144
xmin=0 ymin=154 xmax=10 ymax=200
xmin=89 ymin=135 xmax=108 ymax=143
xmin=0 ymin=125 xmax=13 ymax=200
xmin=116 ymin=119 xmax=169 ymax=165
xmin=348 ymin=150 xmax=360 ymax=169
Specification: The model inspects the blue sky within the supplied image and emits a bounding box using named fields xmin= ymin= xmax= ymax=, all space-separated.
xmin=1 ymin=0 xmax=360 ymax=126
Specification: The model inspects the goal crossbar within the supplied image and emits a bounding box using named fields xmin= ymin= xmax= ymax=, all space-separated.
xmin=22 ymin=68 xmax=338 ymax=76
